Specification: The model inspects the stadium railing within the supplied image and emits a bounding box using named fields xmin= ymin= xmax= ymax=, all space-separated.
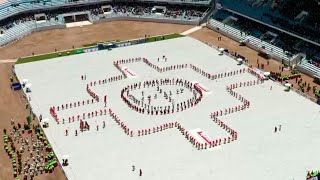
xmin=297 ymin=60 xmax=320 ymax=78
xmin=0 ymin=18 xmax=65 ymax=47
xmin=207 ymin=18 xmax=296 ymax=64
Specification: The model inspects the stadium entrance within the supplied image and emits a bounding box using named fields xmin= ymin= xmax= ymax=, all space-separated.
xmin=63 ymin=11 xmax=92 ymax=28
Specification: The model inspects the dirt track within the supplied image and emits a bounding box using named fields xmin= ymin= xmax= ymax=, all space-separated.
xmin=0 ymin=21 xmax=193 ymax=60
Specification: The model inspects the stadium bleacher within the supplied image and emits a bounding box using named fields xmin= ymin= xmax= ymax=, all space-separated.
xmin=0 ymin=2 xmax=208 ymax=46
xmin=209 ymin=7 xmax=320 ymax=79
xmin=217 ymin=0 xmax=320 ymax=45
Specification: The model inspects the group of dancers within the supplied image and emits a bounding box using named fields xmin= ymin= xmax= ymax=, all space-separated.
xmin=109 ymin=108 xmax=133 ymax=136
xmin=121 ymin=78 xmax=203 ymax=115
xmin=87 ymin=75 xmax=125 ymax=89
xmin=114 ymin=57 xmax=142 ymax=65
xmin=55 ymin=98 xmax=97 ymax=112
xmin=113 ymin=57 xmax=142 ymax=78
xmin=63 ymin=108 xmax=107 ymax=124
xmin=65 ymin=120 xmax=106 ymax=136
xmin=190 ymin=64 xmax=247 ymax=80
xmin=87 ymin=84 xmax=100 ymax=102
xmin=143 ymin=57 xmax=188 ymax=73
xmin=4 ymin=121 xmax=57 ymax=179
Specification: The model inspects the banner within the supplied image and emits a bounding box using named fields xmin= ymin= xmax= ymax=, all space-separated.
xmin=83 ymin=47 xmax=99 ymax=53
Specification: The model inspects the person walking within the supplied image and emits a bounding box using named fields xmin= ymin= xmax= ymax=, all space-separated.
xmin=139 ymin=169 xmax=142 ymax=176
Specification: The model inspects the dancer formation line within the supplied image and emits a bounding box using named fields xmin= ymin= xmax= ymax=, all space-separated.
xmin=121 ymin=78 xmax=203 ymax=115
xmin=47 ymin=56 xmax=263 ymax=150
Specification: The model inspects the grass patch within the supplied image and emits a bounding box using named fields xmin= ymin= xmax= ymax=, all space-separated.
xmin=16 ymin=49 xmax=80 ymax=64
xmin=82 ymin=43 xmax=98 ymax=47
xmin=145 ymin=33 xmax=183 ymax=43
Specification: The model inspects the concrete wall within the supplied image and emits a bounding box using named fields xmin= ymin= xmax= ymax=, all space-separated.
xmin=93 ymin=16 xmax=200 ymax=25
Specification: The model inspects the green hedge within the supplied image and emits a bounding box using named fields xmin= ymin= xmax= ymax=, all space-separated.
xmin=145 ymin=33 xmax=183 ymax=43
xmin=16 ymin=49 xmax=80 ymax=64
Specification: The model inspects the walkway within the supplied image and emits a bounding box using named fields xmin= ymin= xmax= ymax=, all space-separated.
xmin=180 ymin=23 xmax=206 ymax=35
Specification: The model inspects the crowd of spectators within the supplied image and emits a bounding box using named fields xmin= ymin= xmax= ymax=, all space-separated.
xmin=220 ymin=0 xmax=320 ymax=43
xmin=109 ymin=3 xmax=207 ymax=19
xmin=0 ymin=2 xmax=207 ymax=35
xmin=0 ymin=4 xmax=103 ymax=30
xmin=0 ymin=15 xmax=34 ymax=30
xmin=164 ymin=5 xmax=206 ymax=19
xmin=112 ymin=4 xmax=152 ymax=16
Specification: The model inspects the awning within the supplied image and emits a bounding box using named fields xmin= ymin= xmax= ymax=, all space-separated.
xmin=284 ymin=83 xmax=291 ymax=87
xmin=218 ymin=48 xmax=225 ymax=52
xmin=62 ymin=155 xmax=69 ymax=159
xmin=25 ymin=83 xmax=32 ymax=88
xmin=42 ymin=118 xmax=49 ymax=123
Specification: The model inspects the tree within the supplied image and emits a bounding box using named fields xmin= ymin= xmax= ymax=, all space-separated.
xmin=26 ymin=116 xmax=32 ymax=127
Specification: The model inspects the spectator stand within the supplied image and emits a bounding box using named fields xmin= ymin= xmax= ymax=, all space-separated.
xmin=91 ymin=3 xmax=207 ymax=25
xmin=218 ymin=0 xmax=320 ymax=45
xmin=0 ymin=27 xmax=3 ymax=37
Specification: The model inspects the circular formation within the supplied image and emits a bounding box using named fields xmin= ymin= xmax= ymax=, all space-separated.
xmin=121 ymin=78 xmax=204 ymax=115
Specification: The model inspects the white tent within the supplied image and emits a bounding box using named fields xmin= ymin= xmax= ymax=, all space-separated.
xmin=42 ymin=118 xmax=49 ymax=128
xmin=237 ymin=58 xmax=243 ymax=61
xmin=22 ymin=79 xmax=28 ymax=84
xmin=62 ymin=155 xmax=69 ymax=160
xmin=25 ymin=83 xmax=32 ymax=88
xmin=284 ymin=83 xmax=291 ymax=91
xmin=42 ymin=118 xmax=49 ymax=123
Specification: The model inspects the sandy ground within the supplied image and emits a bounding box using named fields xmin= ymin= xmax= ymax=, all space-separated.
xmin=0 ymin=20 xmax=319 ymax=180
xmin=14 ymin=37 xmax=320 ymax=180
xmin=0 ymin=21 xmax=193 ymax=60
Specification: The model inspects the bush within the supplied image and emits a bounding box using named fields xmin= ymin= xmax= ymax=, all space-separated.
xmin=26 ymin=116 xmax=32 ymax=126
